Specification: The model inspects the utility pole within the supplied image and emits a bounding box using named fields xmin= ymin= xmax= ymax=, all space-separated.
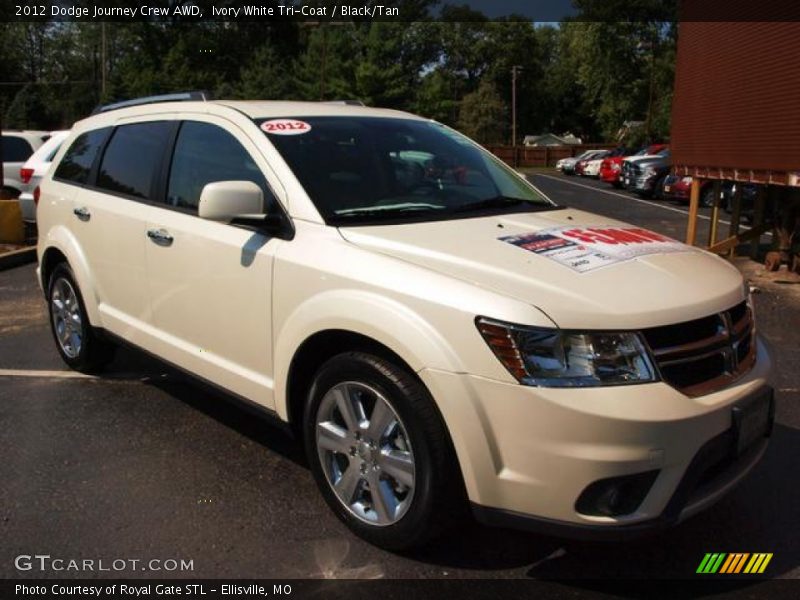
xmin=641 ymin=35 xmax=657 ymax=142
xmin=101 ymin=22 xmax=107 ymax=99
xmin=511 ymin=65 xmax=523 ymax=147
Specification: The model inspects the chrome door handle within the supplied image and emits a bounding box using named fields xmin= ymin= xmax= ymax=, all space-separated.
xmin=147 ymin=228 xmax=174 ymax=246
xmin=73 ymin=207 xmax=91 ymax=221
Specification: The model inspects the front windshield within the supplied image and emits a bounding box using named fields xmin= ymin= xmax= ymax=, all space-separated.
xmin=259 ymin=116 xmax=555 ymax=225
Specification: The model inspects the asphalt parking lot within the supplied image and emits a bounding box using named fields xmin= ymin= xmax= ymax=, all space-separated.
xmin=1 ymin=172 xmax=799 ymax=585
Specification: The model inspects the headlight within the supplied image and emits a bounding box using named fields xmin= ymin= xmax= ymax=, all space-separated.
xmin=644 ymin=166 xmax=657 ymax=177
xmin=681 ymin=176 xmax=692 ymax=185
xmin=612 ymin=163 xmax=621 ymax=171
xmin=476 ymin=318 xmax=657 ymax=387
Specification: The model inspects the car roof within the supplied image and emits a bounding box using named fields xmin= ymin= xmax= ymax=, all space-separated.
xmin=214 ymin=100 xmax=424 ymax=121
xmin=74 ymin=99 xmax=427 ymax=129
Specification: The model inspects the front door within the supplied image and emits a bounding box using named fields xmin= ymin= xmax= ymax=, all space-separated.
xmin=144 ymin=118 xmax=284 ymax=407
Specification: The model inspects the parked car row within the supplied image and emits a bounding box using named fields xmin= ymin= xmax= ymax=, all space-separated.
xmin=556 ymin=142 xmax=760 ymax=220
xmin=662 ymin=174 xmax=760 ymax=218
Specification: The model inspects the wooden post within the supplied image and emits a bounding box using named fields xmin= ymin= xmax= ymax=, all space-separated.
xmin=0 ymin=106 xmax=4 ymax=191
xmin=750 ymin=186 xmax=767 ymax=259
xmin=727 ymin=183 xmax=743 ymax=258
xmin=686 ymin=177 xmax=701 ymax=245
xmin=709 ymin=180 xmax=721 ymax=246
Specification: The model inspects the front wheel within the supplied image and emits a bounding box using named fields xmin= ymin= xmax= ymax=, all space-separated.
xmin=303 ymin=352 xmax=463 ymax=550
xmin=47 ymin=263 xmax=116 ymax=373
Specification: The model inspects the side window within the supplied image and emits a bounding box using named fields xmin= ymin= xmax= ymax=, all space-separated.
xmin=3 ymin=136 xmax=34 ymax=162
xmin=96 ymin=122 xmax=173 ymax=200
xmin=53 ymin=128 xmax=110 ymax=185
xmin=166 ymin=121 xmax=275 ymax=212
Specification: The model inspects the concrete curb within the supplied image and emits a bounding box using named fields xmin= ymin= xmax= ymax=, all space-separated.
xmin=0 ymin=246 xmax=36 ymax=271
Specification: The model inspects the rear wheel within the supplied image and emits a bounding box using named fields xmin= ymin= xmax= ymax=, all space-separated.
xmin=47 ymin=263 xmax=116 ymax=373
xmin=304 ymin=352 xmax=463 ymax=550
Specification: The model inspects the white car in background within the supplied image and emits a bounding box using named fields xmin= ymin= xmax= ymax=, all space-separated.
xmin=582 ymin=154 xmax=608 ymax=177
xmin=558 ymin=149 xmax=601 ymax=175
xmin=1 ymin=130 xmax=49 ymax=196
xmin=18 ymin=130 xmax=70 ymax=222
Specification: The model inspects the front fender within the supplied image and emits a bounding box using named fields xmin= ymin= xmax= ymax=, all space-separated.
xmin=273 ymin=289 xmax=463 ymax=421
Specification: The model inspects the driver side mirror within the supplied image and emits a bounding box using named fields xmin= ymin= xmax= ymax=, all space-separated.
xmin=198 ymin=181 xmax=265 ymax=222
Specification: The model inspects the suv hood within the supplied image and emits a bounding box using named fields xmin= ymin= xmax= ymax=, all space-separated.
xmin=339 ymin=209 xmax=744 ymax=329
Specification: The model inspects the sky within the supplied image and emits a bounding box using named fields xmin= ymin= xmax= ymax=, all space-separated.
xmin=448 ymin=1 xmax=577 ymax=20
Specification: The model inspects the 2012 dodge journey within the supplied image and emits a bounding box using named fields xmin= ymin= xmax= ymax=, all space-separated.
xmin=36 ymin=94 xmax=774 ymax=549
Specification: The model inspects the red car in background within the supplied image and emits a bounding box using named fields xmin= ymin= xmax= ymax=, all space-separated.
xmin=662 ymin=174 xmax=693 ymax=201
xmin=599 ymin=144 xmax=667 ymax=187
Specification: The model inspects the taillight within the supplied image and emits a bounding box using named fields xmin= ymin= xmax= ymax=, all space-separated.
xmin=20 ymin=167 xmax=34 ymax=184
xmin=33 ymin=186 xmax=41 ymax=206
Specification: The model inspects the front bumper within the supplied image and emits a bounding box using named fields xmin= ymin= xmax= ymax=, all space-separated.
xmin=664 ymin=186 xmax=690 ymax=200
xmin=631 ymin=175 xmax=658 ymax=192
xmin=599 ymin=169 xmax=620 ymax=183
xmin=418 ymin=337 xmax=772 ymax=536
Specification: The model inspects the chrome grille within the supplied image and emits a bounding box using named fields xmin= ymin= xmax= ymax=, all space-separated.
xmin=641 ymin=301 xmax=756 ymax=396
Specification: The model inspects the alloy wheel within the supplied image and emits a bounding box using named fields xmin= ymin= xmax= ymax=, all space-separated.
xmin=315 ymin=381 xmax=415 ymax=526
xmin=51 ymin=277 xmax=83 ymax=359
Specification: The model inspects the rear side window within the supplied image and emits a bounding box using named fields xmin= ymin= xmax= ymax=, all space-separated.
xmin=2 ymin=136 xmax=34 ymax=162
xmin=166 ymin=121 xmax=275 ymax=212
xmin=96 ymin=122 xmax=173 ymax=200
xmin=45 ymin=143 xmax=63 ymax=162
xmin=54 ymin=128 xmax=111 ymax=185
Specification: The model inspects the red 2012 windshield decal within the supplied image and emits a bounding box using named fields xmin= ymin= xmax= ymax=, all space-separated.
xmin=561 ymin=227 xmax=671 ymax=245
xmin=260 ymin=119 xmax=311 ymax=135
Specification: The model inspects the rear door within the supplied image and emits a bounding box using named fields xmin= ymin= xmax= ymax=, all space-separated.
xmin=68 ymin=119 xmax=174 ymax=344
xmin=143 ymin=117 xmax=286 ymax=407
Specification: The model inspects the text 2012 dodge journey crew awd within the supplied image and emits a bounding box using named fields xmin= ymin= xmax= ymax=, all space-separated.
xmin=37 ymin=95 xmax=773 ymax=549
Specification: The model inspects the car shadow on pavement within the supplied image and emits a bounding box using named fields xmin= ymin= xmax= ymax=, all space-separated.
xmin=102 ymin=348 xmax=800 ymax=580
xmin=106 ymin=346 xmax=307 ymax=468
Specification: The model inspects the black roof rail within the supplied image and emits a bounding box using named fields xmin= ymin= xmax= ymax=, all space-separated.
xmin=91 ymin=91 xmax=212 ymax=115
xmin=323 ymin=100 xmax=366 ymax=107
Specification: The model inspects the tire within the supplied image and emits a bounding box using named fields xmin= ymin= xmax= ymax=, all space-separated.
xmin=653 ymin=176 xmax=667 ymax=200
xmin=303 ymin=352 xmax=464 ymax=550
xmin=47 ymin=262 xmax=116 ymax=373
xmin=700 ymin=187 xmax=716 ymax=208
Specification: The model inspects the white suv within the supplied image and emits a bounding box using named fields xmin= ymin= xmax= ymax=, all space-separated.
xmin=37 ymin=95 xmax=773 ymax=549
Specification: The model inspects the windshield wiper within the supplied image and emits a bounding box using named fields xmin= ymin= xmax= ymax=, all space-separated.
xmin=451 ymin=196 xmax=531 ymax=213
xmin=335 ymin=202 xmax=445 ymax=217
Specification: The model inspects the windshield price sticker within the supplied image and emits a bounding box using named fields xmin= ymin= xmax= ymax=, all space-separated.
xmin=500 ymin=226 xmax=692 ymax=273
xmin=260 ymin=119 xmax=311 ymax=135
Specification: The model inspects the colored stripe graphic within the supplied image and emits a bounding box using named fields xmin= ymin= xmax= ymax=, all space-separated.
xmin=697 ymin=553 xmax=727 ymax=573
xmin=744 ymin=553 xmax=773 ymax=574
xmin=698 ymin=553 xmax=773 ymax=574
xmin=720 ymin=553 xmax=749 ymax=573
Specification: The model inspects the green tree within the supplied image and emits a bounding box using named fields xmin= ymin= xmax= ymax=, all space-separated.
xmin=237 ymin=43 xmax=295 ymax=100
xmin=294 ymin=25 xmax=358 ymax=101
xmin=457 ymin=78 xmax=506 ymax=144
